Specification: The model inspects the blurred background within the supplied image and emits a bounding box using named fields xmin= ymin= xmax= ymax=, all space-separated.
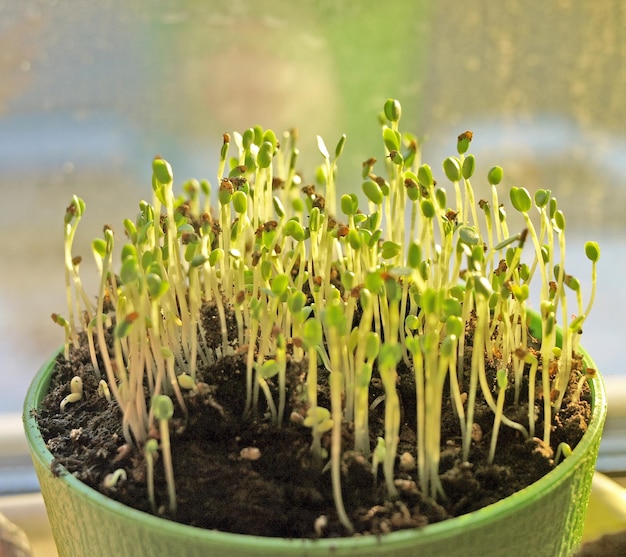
xmin=1 ymin=0 xmax=625 ymax=474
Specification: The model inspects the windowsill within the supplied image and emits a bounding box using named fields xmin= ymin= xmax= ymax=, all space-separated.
xmin=0 ymin=492 xmax=58 ymax=557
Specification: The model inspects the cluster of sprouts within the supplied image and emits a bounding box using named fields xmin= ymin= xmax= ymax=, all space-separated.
xmin=58 ymin=99 xmax=599 ymax=532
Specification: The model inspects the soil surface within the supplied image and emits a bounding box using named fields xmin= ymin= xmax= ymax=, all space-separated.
xmin=34 ymin=304 xmax=592 ymax=538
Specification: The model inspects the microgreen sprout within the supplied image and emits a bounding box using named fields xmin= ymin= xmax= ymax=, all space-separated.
xmin=489 ymin=369 xmax=508 ymax=464
xmin=102 ymin=468 xmax=127 ymax=489
xmin=573 ymin=366 xmax=598 ymax=404
xmin=144 ymin=438 xmax=159 ymax=512
xmin=57 ymin=99 xmax=599 ymax=533
xmin=553 ymin=442 xmax=573 ymax=466
xmin=59 ymin=376 xmax=83 ymax=412
xmin=152 ymin=394 xmax=176 ymax=513
xmin=51 ymin=313 xmax=71 ymax=360
xmin=97 ymin=379 xmax=111 ymax=403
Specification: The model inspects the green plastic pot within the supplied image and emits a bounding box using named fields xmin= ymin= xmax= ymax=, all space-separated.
xmin=24 ymin=326 xmax=606 ymax=557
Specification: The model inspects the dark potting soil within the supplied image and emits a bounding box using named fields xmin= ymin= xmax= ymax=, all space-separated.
xmin=34 ymin=305 xmax=592 ymax=539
